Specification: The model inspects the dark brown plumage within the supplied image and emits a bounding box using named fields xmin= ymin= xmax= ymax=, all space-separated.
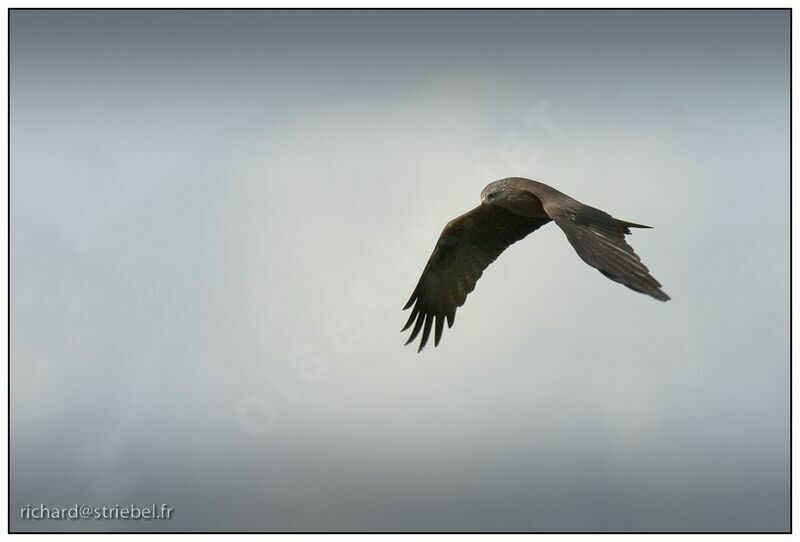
xmin=403 ymin=177 xmax=669 ymax=351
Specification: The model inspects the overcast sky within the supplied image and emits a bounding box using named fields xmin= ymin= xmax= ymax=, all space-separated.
xmin=11 ymin=9 xmax=789 ymax=532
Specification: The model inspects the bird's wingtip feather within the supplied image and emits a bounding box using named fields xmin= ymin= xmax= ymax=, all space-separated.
xmin=651 ymin=289 xmax=671 ymax=302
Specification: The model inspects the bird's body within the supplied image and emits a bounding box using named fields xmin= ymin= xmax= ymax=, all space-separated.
xmin=403 ymin=177 xmax=669 ymax=351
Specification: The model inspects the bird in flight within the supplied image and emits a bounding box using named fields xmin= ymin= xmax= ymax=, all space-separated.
xmin=402 ymin=177 xmax=669 ymax=352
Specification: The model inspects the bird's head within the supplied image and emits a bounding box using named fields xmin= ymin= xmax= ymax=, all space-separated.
xmin=481 ymin=178 xmax=521 ymax=204
xmin=480 ymin=181 xmax=507 ymax=204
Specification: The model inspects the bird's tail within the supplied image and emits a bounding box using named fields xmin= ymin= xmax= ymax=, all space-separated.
xmin=616 ymin=218 xmax=652 ymax=234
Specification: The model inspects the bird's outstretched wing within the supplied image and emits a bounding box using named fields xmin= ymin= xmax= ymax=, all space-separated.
xmin=402 ymin=204 xmax=551 ymax=351
xmin=548 ymin=203 xmax=670 ymax=302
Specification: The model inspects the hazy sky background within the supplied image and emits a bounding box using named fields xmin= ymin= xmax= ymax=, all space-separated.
xmin=11 ymin=9 xmax=789 ymax=532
